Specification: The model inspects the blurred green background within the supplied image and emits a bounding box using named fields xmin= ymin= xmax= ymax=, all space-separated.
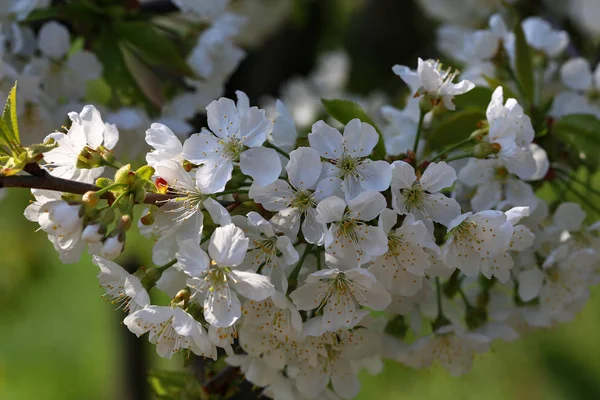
xmin=2 ymin=189 xmax=600 ymax=399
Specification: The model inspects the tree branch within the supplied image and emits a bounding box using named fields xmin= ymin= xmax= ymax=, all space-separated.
xmin=0 ymin=164 xmax=175 ymax=205
xmin=203 ymin=366 xmax=240 ymax=394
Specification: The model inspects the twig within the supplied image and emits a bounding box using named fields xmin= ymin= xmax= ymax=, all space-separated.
xmin=0 ymin=163 xmax=176 ymax=206
xmin=202 ymin=366 xmax=240 ymax=394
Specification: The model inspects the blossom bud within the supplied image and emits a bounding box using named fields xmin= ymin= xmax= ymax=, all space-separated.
xmin=473 ymin=142 xmax=498 ymax=159
xmin=101 ymin=232 xmax=125 ymax=260
xmin=99 ymin=208 xmax=115 ymax=225
xmin=101 ymin=148 xmax=116 ymax=164
xmin=76 ymin=147 xmax=103 ymax=169
xmin=95 ymin=177 xmax=113 ymax=188
xmin=117 ymin=215 xmax=133 ymax=231
xmin=140 ymin=209 xmax=155 ymax=226
xmin=115 ymin=164 xmax=135 ymax=186
xmin=82 ymin=224 xmax=105 ymax=243
xmin=82 ymin=191 xmax=100 ymax=208
xmin=419 ymin=95 xmax=435 ymax=113
xmin=172 ymin=287 xmax=191 ymax=308
xmin=135 ymin=165 xmax=155 ymax=181
xmin=133 ymin=187 xmax=147 ymax=204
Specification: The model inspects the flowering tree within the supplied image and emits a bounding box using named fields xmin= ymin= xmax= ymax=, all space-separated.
xmin=2 ymin=0 xmax=600 ymax=399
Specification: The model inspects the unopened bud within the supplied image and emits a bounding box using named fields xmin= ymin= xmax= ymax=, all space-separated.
xmin=99 ymin=208 xmax=116 ymax=225
xmin=133 ymin=187 xmax=147 ymax=204
xmin=76 ymin=147 xmax=103 ymax=169
xmin=172 ymin=287 xmax=191 ymax=308
xmin=101 ymin=233 xmax=125 ymax=260
xmin=101 ymin=148 xmax=116 ymax=164
xmin=82 ymin=191 xmax=100 ymax=208
xmin=82 ymin=224 xmax=105 ymax=243
xmin=135 ymin=165 xmax=155 ymax=181
xmin=95 ymin=177 xmax=113 ymax=188
xmin=115 ymin=164 xmax=135 ymax=186
xmin=419 ymin=94 xmax=435 ymax=113
xmin=140 ymin=209 xmax=155 ymax=226
xmin=117 ymin=215 xmax=133 ymax=231
xmin=473 ymin=142 xmax=498 ymax=159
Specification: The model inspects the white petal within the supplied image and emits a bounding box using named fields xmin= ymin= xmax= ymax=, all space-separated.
xmin=343 ymin=118 xmax=379 ymax=157
xmin=560 ymin=57 xmax=592 ymax=91
xmin=229 ymin=270 xmax=274 ymax=301
xmin=390 ymin=161 xmax=417 ymax=189
xmin=203 ymin=197 xmax=232 ymax=226
xmin=357 ymin=160 xmax=392 ymax=192
xmin=209 ymin=224 xmax=249 ymax=267
xmin=176 ymin=239 xmax=210 ymax=277
xmin=38 ymin=21 xmax=70 ymax=59
xmin=287 ymin=147 xmax=322 ymax=190
xmin=422 ymin=193 xmax=462 ymax=226
xmin=420 ymin=161 xmax=457 ymax=192
xmin=182 ymin=131 xmax=221 ymax=164
xmin=206 ymin=97 xmax=240 ymax=139
xmin=308 ymin=120 xmax=344 ymax=159
xmin=347 ymin=191 xmax=387 ymax=221
xmin=146 ymin=123 xmax=182 ymax=154
xmin=195 ymin=158 xmax=233 ymax=194
xmin=204 ymin=287 xmax=241 ymax=328
xmin=239 ymin=107 xmax=272 ymax=147
xmin=518 ymin=269 xmax=544 ymax=301
xmin=240 ymin=147 xmax=282 ymax=187
xmin=315 ymin=196 xmax=347 ymax=223
xmin=553 ymin=202 xmax=586 ymax=232
xmin=249 ymin=180 xmax=294 ymax=211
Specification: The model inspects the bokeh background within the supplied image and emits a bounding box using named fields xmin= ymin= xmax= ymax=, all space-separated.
xmin=2 ymin=0 xmax=600 ymax=399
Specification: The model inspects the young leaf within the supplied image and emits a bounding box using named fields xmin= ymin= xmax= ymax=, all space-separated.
xmin=426 ymin=109 xmax=485 ymax=152
xmin=114 ymin=22 xmax=194 ymax=76
xmin=321 ymin=98 xmax=386 ymax=160
xmin=1 ymin=83 xmax=20 ymax=146
xmin=514 ymin=21 xmax=534 ymax=105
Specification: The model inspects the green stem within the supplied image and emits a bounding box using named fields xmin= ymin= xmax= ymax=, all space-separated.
xmin=457 ymin=287 xmax=472 ymax=309
xmin=443 ymin=153 xmax=473 ymax=163
xmin=110 ymin=190 xmax=129 ymax=208
xmin=95 ymin=182 xmax=127 ymax=196
xmin=430 ymin=137 xmax=475 ymax=163
xmin=413 ymin=110 xmax=426 ymax=156
xmin=287 ymin=244 xmax=313 ymax=294
xmin=435 ymin=277 xmax=444 ymax=319
xmin=101 ymin=159 xmax=123 ymax=169
xmin=157 ymin=259 xmax=177 ymax=272
xmin=264 ymin=141 xmax=290 ymax=159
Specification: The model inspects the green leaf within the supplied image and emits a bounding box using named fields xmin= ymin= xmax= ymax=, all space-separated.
xmin=452 ymin=87 xmax=494 ymax=111
xmin=481 ymin=74 xmax=519 ymax=101
xmin=426 ymin=109 xmax=485 ymax=151
xmin=321 ymin=98 xmax=386 ymax=160
xmin=120 ymin=44 xmax=166 ymax=109
xmin=0 ymin=83 xmax=20 ymax=148
xmin=553 ymin=114 xmax=600 ymax=170
xmin=114 ymin=22 xmax=193 ymax=76
xmin=514 ymin=20 xmax=534 ymax=104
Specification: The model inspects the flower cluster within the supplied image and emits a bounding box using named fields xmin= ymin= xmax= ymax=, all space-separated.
xmin=3 ymin=1 xmax=600 ymax=399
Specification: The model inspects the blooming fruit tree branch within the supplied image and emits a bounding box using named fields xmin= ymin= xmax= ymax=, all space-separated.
xmin=2 ymin=2 xmax=600 ymax=399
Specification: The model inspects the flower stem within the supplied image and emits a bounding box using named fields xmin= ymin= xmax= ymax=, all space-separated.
xmin=264 ymin=141 xmax=290 ymax=159
xmin=413 ymin=110 xmax=426 ymax=156
xmin=443 ymin=153 xmax=473 ymax=163
xmin=430 ymin=137 xmax=474 ymax=163
xmin=286 ymin=244 xmax=313 ymax=294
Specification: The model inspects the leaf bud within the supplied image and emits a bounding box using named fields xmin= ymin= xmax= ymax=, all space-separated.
xmin=115 ymin=164 xmax=135 ymax=186
xmin=473 ymin=142 xmax=498 ymax=159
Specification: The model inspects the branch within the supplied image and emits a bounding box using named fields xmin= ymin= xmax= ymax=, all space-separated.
xmin=202 ymin=366 xmax=240 ymax=394
xmin=0 ymin=164 xmax=175 ymax=206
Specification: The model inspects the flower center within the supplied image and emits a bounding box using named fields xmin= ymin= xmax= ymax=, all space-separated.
xmin=220 ymin=137 xmax=245 ymax=162
xmin=291 ymin=189 xmax=315 ymax=212
xmin=336 ymin=153 xmax=360 ymax=180
xmin=402 ymin=182 xmax=424 ymax=211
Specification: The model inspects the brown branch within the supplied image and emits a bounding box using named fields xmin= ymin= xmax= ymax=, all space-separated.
xmin=0 ymin=164 xmax=176 ymax=206
xmin=202 ymin=366 xmax=240 ymax=394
